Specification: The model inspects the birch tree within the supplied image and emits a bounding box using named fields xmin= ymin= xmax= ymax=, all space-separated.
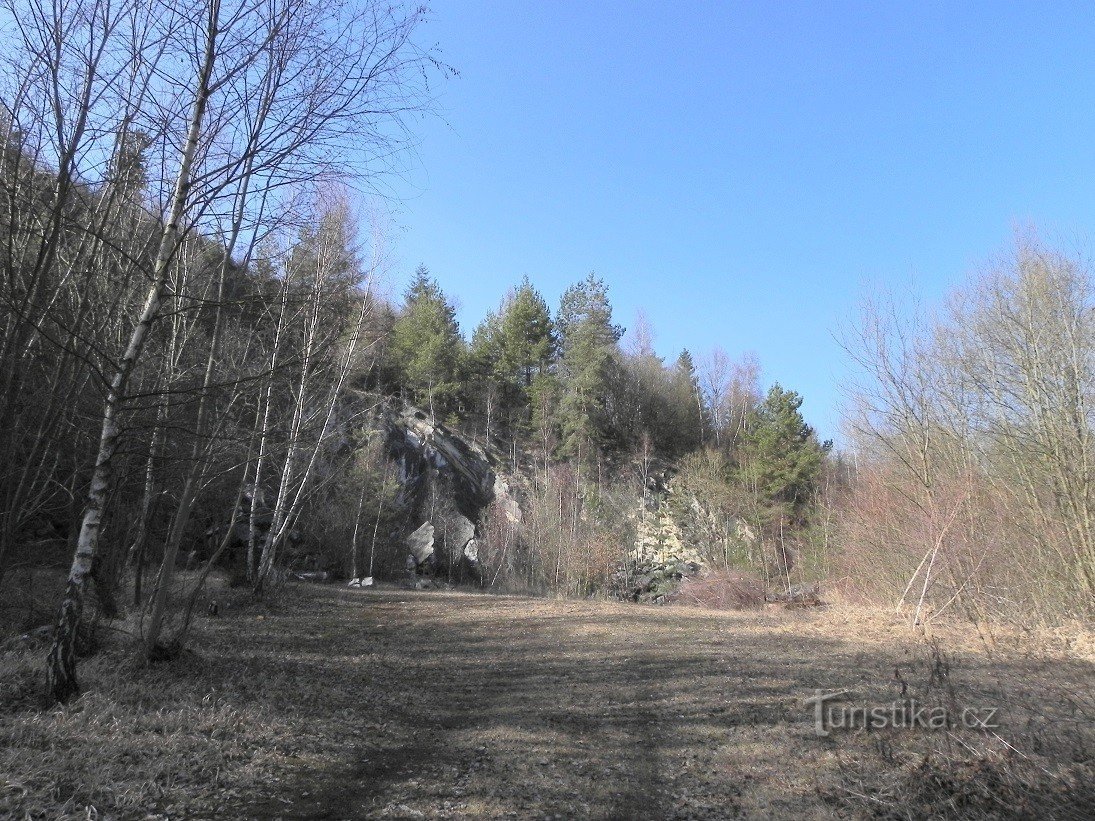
xmin=34 ymin=0 xmax=438 ymax=701
xmin=0 ymin=0 xmax=176 ymax=579
xmin=253 ymin=198 xmax=380 ymax=594
xmin=843 ymin=234 xmax=1095 ymax=620
xmin=46 ymin=0 xmax=221 ymax=703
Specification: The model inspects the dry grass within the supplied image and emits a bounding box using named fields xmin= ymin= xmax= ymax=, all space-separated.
xmin=666 ymin=569 xmax=767 ymax=610
xmin=1 ymin=582 xmax=1091 ymax=819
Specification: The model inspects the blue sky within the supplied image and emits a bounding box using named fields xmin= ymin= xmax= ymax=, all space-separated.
xmin=383 ymin=1 xmax=1095 ymax=442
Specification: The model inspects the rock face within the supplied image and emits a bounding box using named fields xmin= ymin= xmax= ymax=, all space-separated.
xmin=385 ymin=406 xmax=521 ymax=586
xmin=614 ymin=472 xmax=758 ymax=604
xmin=616 ymin=493 xmax=704 ymax=603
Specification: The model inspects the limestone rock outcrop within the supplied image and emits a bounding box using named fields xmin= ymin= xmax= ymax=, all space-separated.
xmin=615 ymin=471 xmax=758 ymax=604
xmin=385 ymin=406 xmax=522 ymax=586
xmin=616 ymin=495 xmax=703 ymax=603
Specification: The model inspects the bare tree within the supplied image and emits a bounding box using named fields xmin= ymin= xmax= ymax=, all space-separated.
xmin=700 ymin=347 xmax=759 ymax=448
xmin=254 ymin=196 xmax=381 ymax=593
xmin=27 ymin=0 xmax=439 ymax=701
xmin=0 ymin=0 xmax=179 ymax=579
xmin=46 ymin=0 xmax=221 ymax=702
xmin=699 ymin=347 xmax=731 ymax=445
xmin=841 ymin=234 xmax=1095 ymax=622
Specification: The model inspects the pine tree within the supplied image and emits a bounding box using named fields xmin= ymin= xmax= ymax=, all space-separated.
xmin=738 ymin=384 xmax=828 ymax=527
xmin=557 ymin=272 xmax=623 ymax=352
xmin=498 ymin=277 xmax=556 ymax=388
xmin=389 ymin=265 xmax=464 ymax=417
xmin=556 ymin=274 xmax=623 ymax=461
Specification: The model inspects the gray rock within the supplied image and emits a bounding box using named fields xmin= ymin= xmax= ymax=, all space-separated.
xmin=446 ymin=513 xmax=475 ymax=552
xmin=406 ymin=521 xmax=435 ymax=565
xmin=492 ymin=476 xmax=522 ymax=524
xmin=399 ymin=410 xmax=496 ymax=508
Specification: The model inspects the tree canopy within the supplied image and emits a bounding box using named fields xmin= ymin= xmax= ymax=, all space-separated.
xmin=389 ymin=266 xmax=465 ymax=416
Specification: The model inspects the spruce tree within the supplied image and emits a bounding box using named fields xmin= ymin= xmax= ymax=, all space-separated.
xmin=498 ymin=277 xmax=556 ymax=388
xmin=556 ymin=273 xmax=623 ymax=461
xmin=667 ymin=349 xmax=704 ymax=456
xmin=467 ymin=309 xmax=508 ymax=435
xmin=389 ymin=265 xmax=464 ymax=417
xmin=468 ymin=279 xmax=557 ymax=433
xmin=468 ymin=309 xmax=504 ymax=379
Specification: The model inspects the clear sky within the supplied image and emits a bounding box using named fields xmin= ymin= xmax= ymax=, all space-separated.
xmin=383 ymin=1 xmax=1095 ymax=442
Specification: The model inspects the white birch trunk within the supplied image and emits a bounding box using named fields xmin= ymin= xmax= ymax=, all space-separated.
xmin=46 ymin=1 xmax=219 ymax=702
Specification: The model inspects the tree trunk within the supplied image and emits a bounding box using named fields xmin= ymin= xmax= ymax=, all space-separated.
xmin=45 ymin=3 xmax=219 ymax=702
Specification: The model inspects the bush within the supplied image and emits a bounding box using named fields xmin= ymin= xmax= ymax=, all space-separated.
xmin=478 ymin=463 xmax=636 ymax=597
xmin=666 ymin=569 xmax=766 ymax=610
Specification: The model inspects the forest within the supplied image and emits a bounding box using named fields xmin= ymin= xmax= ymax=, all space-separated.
xmin=1 ymin=0 xmax=1093 ymax=697
xmin=0 ymin=0 xmax=1092 ymax=818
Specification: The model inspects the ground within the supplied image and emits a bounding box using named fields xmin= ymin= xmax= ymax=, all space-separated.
xmin=1 ymin=583 xmax=1092 ymax=819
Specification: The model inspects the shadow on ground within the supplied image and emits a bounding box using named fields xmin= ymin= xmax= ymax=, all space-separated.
xmin=2 ymin=584 xmax=1091 ymax=819
xmin=192 ymin=587 xmax=1091 ymax=819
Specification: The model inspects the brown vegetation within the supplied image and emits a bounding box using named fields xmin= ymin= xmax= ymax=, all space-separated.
xmin=667 ymin=569 xmax=767 ymax=610
xmin=839 ymin=234 xmax=1095 ymax=625
xmin=2 ymin=582 xmax=1090 ymax=819
xmin=478 ymin=462 xmax=637 ymax=596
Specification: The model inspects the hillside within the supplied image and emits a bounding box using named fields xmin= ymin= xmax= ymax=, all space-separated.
xmin=5 ymin=4 xmax=1095 ymax=820
xmin=2 ymin=582 xmax=1091 ymax=819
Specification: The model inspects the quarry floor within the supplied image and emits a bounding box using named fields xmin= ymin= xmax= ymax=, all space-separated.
xmin=1 ymin=583 xmax=1092 ymax=819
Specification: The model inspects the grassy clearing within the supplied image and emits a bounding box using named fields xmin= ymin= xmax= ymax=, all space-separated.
xmin=1 ymin=582 xmax=1092 ymax=819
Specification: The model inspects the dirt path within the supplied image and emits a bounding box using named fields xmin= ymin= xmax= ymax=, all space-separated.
xmin=2 ymin=584 xmax=1091 ymax=819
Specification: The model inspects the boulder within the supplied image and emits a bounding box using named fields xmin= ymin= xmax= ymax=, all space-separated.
xmin=443 ymin=512 xmax=475 ymax=554
xmin=406 ymin=522 xmax=435 ymax=566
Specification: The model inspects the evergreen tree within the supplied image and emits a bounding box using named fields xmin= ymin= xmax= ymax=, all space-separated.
xmin=738 ymin=384 xmax=828 ymax=526
xmin=289 ymin=203 xmax=358 ymax=291
xmin=555 ymin=274 xmax=623 ymax=461
xmin=666 ymin=349 xmax=704 ymax=456
xmin=498 ymin=277 xmax=556 ymax=388
xmin=557 ymin=272 xmax=623 ymax=352
xmin=467 ymin=309 xmax=507 ymax=434
xmin=389 ymin=265 xmax=464 ymax=417
xmin=619 ymin=318 xmax=704 ymax=459
xmin=468 ymin=308 xmax=503 ymax=379
xmin=467 ymin=279 xmax=557 ymax=434
xmin=619 ymin=312 xmax=667 ymax=455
